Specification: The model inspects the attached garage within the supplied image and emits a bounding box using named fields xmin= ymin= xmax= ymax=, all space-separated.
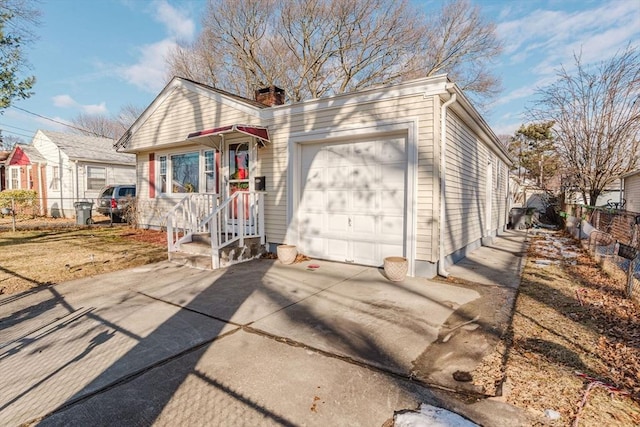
xmin=295 ymin=133 xmax=408 ymax=267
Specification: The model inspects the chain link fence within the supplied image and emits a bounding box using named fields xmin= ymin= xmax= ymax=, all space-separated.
xmin=565 ymin=204 xmax=640 ymax=298
xmin=0 ymin=195 xmax=126 ymax=231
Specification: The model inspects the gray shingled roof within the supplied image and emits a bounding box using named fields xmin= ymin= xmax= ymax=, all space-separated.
xmin=19 ymin=144 xmax=47 ymax=163
xmin=39 ymin=130 xmax=135 ymax=165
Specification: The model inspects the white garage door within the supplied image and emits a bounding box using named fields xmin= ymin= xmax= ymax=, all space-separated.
xmin=298 ymin=136 xmax=406 ymax=266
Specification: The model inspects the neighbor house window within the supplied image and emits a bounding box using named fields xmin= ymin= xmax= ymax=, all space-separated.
xmin=9 ymin=167 xmax=19 ymax=189
xmin=87 ymin=166 xmax=106 ymax=190
xmin=171 ymin=152 xmax=199 ymax=193
xmin=159 ymin=156 xmax=167 ymax=193
xmin=52 ymin=166 xmax=60 ymax=190
xmin=204 ymin=150 xmax=216 ymax=193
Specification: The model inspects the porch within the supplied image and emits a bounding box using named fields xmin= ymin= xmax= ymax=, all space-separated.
xmin=165 ymin=191 xmax=267 ymax=269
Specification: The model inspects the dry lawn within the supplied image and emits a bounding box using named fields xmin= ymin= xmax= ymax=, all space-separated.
xmin=474 ymin=231 xmax=640 ymax=426
xmin=0 ymin=224 xmax=167 ymax=296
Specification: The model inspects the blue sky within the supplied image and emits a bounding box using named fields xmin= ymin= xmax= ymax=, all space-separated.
xmin=1 ymin=0 xmax=639 ymax=143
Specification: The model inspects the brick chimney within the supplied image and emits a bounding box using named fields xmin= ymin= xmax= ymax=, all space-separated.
xmin=255 ymin=86 xmax=285 ymax=107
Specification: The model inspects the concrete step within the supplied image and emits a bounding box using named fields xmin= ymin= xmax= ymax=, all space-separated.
xmin=172 ymin=234 xmax=267 ymax=270
xmin=168 ymin=252 xmax=213 ymax=270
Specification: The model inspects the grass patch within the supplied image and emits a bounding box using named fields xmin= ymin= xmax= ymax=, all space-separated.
xmin=0 ymin=226 xmax=167 ymax=296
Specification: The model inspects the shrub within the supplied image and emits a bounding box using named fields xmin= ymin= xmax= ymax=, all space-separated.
xmin=0 ymin=189 xmax=41 ymax=216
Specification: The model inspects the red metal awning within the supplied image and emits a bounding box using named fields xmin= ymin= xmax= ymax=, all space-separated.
xmin=187 ymin=124 xmax=270 ymax=145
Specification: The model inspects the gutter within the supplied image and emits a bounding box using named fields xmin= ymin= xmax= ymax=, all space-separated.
xmin=438 ymin=91 xmax=457 ymax=277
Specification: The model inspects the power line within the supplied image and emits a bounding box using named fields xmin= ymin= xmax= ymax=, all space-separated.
xmin=9 ymin=105 xmax=109 ymax=138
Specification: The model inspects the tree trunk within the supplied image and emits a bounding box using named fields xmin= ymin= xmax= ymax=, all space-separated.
xmin=589 ymin=190 xmax=601 ymax=207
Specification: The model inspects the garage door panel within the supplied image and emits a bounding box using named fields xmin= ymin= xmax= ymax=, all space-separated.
xmin=380 ymin=189 xmax=404 ymax=212
xmin=351 ymin=214 xmax=376 ymax=234
xmin=351 ymin=241 xmax=377 ymax=265
xmin=304 ymin=168 xmax=325 ymax=190
xmin=382 ymin=164 xmax=406 ymax=187
xmin=301 ymin=235 xmax=327 ymax=258
xmin=326 ymin=145 xmax=352 ymax=165
xmin=301 ymin=190 xmax=325 ymax=210
xmin=299 ymin=212 xmax=324 ymax=235
xmin=326 ymin=190 xmax=348 ymax=211
xmin=327 ymin=166 xmax=350 ymax=188
xmin=352 ymin=190 xmax=378 ymax=211
xmin=302 ymin=144 xmax=324 ymax=170
xmin=380 ymin=138 xmax=406 ymax=162
xmin=350 ymin=164 xmax=377 ymax=187
xmin=381 ymin=216 xmax=404 ymax=236
xmin=327 ymin=213 xmax=349 ymax=233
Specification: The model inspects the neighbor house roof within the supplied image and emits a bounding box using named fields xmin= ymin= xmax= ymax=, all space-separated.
xmin=19 ymin=144 xmax=46 ymax=163
xmin=37 ymin=130 xmax=135 ymax=165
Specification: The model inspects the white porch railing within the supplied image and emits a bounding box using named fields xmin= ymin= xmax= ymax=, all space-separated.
xmin=166 ymin=191 xmax=266 ymax=268
xmin=166 ymin=193 xmax=218 ymax=252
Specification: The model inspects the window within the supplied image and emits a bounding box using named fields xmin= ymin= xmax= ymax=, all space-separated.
xmin=87 ymin=166 xmax=106 ymax=190
xmin=159 ymin=156 xmax=167 ymax=193
xmin=171 ymin=152 xmax=199 ymax=193
xmin=157 ymin=150 xmax=220 ymax=194
xmin=229 ymin=143 xmax=249 ymax=190
xmin=9 ymin=167 xmax=19 ymax=189
xmin=205 ymin=150 xmax=216 ymax=193
xmin=52 ymin=166 xmax=60 ymax=191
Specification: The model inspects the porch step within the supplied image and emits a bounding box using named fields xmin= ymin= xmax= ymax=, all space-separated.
xmin=170 ymin=233 xmax=266 ymax=270
xmin=169 ymin=252 xmax=213 ymax=270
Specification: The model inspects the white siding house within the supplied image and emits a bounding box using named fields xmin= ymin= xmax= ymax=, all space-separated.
xmin=117 ymin=75 xmax=511 ymax=278
xmin=624 ymin=170 xmax=640 ymax=213
xmin=31 ymin=130 xmax=136 ymax=217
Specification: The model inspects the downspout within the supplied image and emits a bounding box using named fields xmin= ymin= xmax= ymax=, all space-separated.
xmin=438 ymin=91 xmax=457 ymax=277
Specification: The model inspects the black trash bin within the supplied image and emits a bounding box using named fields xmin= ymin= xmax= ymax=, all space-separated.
xmin=74 ymin=201 xmax=94 ymax=225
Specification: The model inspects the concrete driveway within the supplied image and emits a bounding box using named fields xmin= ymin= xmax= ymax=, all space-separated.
xmin=0 ymin=231 xmax=530 ymax=426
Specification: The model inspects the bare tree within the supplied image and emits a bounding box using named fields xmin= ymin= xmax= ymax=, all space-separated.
xmin=167 ymin=0 xmax=502 ymax=104
xmin=529 ymin=46 xmax=640 ymax=205
xmin=70 ymin=104 xmax=144 ymax=140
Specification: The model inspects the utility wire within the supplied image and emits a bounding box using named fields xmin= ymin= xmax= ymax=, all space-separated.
xmin=9 ymin=105 xmax=109 ymax=138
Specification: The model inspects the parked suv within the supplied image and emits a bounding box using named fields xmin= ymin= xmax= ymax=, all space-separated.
xmin=96 ymin=184 xmax=136 ymax=223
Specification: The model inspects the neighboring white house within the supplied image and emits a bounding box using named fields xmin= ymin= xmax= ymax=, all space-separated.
xmin=116 ymin=75 xmax=512 ymax=278
xmin=623 ymin=170 xmax=640 ymax=213
xmin=31 ymin=130 xmax=136 ymax=217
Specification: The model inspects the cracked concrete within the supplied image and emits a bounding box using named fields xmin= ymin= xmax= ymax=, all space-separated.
xmin=0 ymin=230 xmax=533 ymax=426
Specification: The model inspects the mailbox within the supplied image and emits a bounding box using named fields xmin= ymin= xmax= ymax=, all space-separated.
xmin=254 ymin=176 xmax=266 ymax=191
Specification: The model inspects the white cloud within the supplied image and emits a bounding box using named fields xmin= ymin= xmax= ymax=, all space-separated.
xmin=116 ymin=1 xmax=197 ymax=93
xmin=52 ymin=94 xmax=77 ymax=108
xmin=82 ymin=102 xmax=108 ymax=115
xmin=497 ymin=0 xmax=640 ymax=75
xmin=51 ymin=94 xmax=109 ymax=115
xmin=118 ymin=39 xmax=176 ymax=93
xmin=153 ymin=0 xmax=196 ymax=42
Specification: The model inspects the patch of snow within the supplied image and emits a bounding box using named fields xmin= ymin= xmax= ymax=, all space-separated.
xmin=395 ymin=404 xmax=479 ymax=427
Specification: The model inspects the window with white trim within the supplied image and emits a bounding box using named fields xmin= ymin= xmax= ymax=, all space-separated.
xmin=157 ymin=150 xmax=218 ymax=194
xmin=87 ymin=166 xmax=106 ymax=190
xmin=159 ymin=155 xmax=167 ymax=193
xmin=205 ymin=150 xmax=216 ymax=192
xmin=52 ymin=166 xmax=60 ymax=190
xmin=9 ymin=167 xmax=19 ymax=189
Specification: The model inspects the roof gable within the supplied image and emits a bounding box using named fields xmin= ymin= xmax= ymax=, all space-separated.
xmin=116 ymin=77 xmax=267 ymax=150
